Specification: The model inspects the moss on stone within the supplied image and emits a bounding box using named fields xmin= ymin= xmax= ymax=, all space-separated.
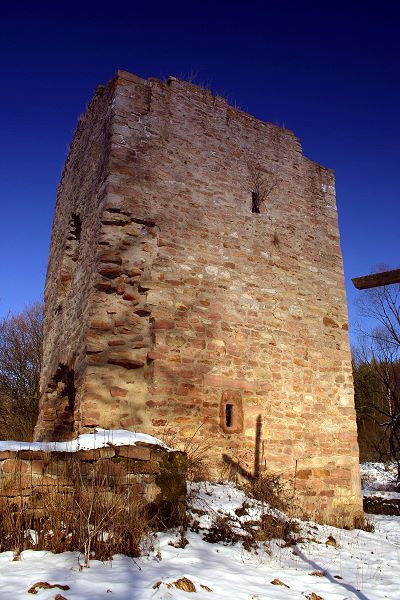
xmin=155 ymin=451 xmax=187 ymax=502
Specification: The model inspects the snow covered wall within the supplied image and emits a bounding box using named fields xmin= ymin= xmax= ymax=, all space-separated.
xmin=0 ymin=430 xmax=186 ymax=513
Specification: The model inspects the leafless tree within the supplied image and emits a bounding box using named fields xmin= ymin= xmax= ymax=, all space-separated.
xmin=247 ymin=163 xmax=278 ymax=214
xmin=355 ymin=278 xmax=400 ymax=486
xmin=0 ymin=303 xmax=43 ymax=440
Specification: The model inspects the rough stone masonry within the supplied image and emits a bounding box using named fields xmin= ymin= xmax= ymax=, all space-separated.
xmin=34 ymin=70 xmax=363 ymax=525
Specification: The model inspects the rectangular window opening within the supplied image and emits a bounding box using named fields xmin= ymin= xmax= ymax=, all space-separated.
xmin=252 ymin=191 xmax=260 ymax=213
xmin=225 ymin=403 xmax=233 ymax=428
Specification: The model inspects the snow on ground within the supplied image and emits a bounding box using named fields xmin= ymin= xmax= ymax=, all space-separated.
xmin=363 ymin=489 xmax=400 ymax=500
xmin=1 ymin=481 xmax=400 ymax=599
xmin=0 ymin=428 xmax=171 ymax=452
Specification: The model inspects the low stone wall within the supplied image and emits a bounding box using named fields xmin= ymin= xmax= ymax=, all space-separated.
xmin=0 ymin=443 xmax=187 ymax=514
xmin=363 ymin=495 xmax=400 ymax=516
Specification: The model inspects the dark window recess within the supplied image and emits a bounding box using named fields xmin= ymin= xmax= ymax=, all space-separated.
xmin=64 ymin=213 xmax=81 ymax=264
xmin=225 ymin=403 xmax=233 ymax=428
xmin=68 ymin=213 xmax=81 ymax=242
xmin=252 ymin=191 xmax=260 ymax=213
xmin=58 ymin=213 xmax=81 ymax=298
xmin=45 ymin=364 xmax=76 ymax=440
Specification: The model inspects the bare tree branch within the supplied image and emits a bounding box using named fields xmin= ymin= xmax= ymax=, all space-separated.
xmin=247 ymin=163 xmax=278 ymax=214
xmin=0 ymin=303 xmax=43 ymax=440
xmin=354 ymin=279 xmax=400 ymax=486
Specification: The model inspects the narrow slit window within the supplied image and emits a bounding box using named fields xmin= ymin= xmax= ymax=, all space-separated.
xmin=59 ymin=212 xmax=82 ymax=298
xmin=69 ymin=213 xmax=81 ymax=242
xmin=252 ymin=191 xmax=260 ymax=213
xmin=65 ymin=213 xmax=81 ymax=262
xmin=225 ymin=403 xmax=233 ymax=428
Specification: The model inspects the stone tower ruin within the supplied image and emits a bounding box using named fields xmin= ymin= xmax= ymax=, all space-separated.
xmin=35 ymin=70 xmax=363 ymax=525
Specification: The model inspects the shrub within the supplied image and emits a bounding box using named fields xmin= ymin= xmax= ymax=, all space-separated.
xmin=244 ymin=472 xmax=289 ymax=512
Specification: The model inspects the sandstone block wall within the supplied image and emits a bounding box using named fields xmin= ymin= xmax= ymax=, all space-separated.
xmin=35 ymin=70 xmax=363 ymax=525
xmin=0 ymin=444 xmax=186 ymax=512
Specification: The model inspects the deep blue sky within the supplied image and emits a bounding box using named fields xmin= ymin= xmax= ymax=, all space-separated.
xmin=1 ymin=1 xmax=399 ymax=342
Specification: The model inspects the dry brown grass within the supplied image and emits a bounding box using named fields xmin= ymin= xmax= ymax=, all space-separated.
xmin=0 ymin=457 xmax=150 ymax=564
xmin=161 ymin=423 xmax=211 ymax=482
xmin=244 ymin=471 xmax=290 ymax=513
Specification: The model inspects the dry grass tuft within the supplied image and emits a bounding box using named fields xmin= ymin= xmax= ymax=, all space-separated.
xmin=0 ymin=456 xmax=150 ymax=564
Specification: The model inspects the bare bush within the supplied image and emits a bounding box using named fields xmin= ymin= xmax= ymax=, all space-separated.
xmin=0 ymin=303 xmax=43 ymax=440
xmin=247 ymin=163 xmax=278 ymax=214
xmin=202 ymin=486 xmax=298 ymax=549
xmin=244 ymin=471 xmax=289 ymax=513
xmin=0 ymin=455 xmax=149 ymax=562
xmin=161 ymin=422 xmax=211 ymax=482
xmin=203 ymin=514 xmax=242 ymax=545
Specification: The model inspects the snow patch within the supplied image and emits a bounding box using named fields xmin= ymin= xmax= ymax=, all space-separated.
xmin=0 ymin=428 xmax=171 ymax=453
xmin=1 ymin=481 xmax=400 ymax=598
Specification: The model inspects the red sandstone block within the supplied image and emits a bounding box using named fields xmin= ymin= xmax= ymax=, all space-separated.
xmin=30 ymin=460 xmax=45 ymax=475
xmin=108 ymin=350 xmax=146 ymax=369
xmin=81 ymin=416 xmax=100 ymax=428
xmin=292 ymin=479 xmax=307 ymax=489
xmin=18 ymin=450 xmax=47 ymax=461
xmin=122 ymin=291 xmax=139 ymax=303
xmin=180 ymin=369 xmax=196 ymax=379
xmin=0 ymin=451 xmax=17 ymax=460
xmin=147 ymin=351 xmax=163 ymax=360
xmin=153 ymin=319 xmax=175 ymax=330
xmin=89 ymin=318 xmax=113 ymax=330
xmin=203 ymin=374 xmax=257 ymax=390
xmin=176 ymin=383 xmax=195 ymax=396
xmin=312 ymin=468 xmax=331 ymax=477
xmin=98 ymin=251 xmax=122 ymax=264
xmin=320 ymin=490 xmax=334 ymax=497
xmin=123 ymin=481 xmax=146 ymax=495
xmin=323 ymin=316 xmax=339 ymax=328
xmin=108 ymin=339 xmax=126 ymax=346
xmin=120 ymin=416 xmax=143 ymax=428
xmin=82 ymin=410 xmax=101 ymax=421
xmin=1 ymin=459 xmax=29 ymax=474
xmin=110 ymin=386 xmax=128 ymax=397
xmin=118 ymin=446 xmax=151 ymax=460
xmin=296 ymin=469 xmax=312 ymax=479
xmin=95 ymin=279 xmax=114 ymax=292
xmin=79 ymin=447 xmax=115 ymax=460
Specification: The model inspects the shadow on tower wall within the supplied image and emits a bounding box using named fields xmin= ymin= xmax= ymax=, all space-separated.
xmin=222 ymin=414 xmax=262 ymax=482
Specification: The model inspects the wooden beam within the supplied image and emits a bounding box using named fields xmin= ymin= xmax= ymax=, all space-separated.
xmin=352 ymin=269 xmax=400 ymax=290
